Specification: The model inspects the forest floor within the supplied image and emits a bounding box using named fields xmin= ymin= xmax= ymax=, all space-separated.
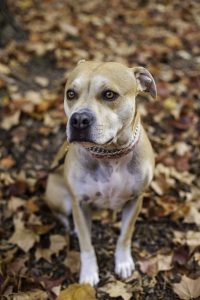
xmin=0 ymin=0 xmax=200 ymax=299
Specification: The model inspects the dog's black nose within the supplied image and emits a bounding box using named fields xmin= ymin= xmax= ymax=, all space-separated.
xmin=70 ymin=111 xmax=94 ymax=130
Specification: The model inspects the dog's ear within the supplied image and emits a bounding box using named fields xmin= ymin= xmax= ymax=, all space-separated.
xmin=132 ymin=67 xmax=157 ymax=99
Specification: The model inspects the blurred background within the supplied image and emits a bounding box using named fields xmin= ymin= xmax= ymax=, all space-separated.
xmin=0 ymin=0 xmax=200 ymax=299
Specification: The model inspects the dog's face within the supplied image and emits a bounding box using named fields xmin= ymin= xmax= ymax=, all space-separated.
xmin=64 ymin=61 xmax=156 ymax=145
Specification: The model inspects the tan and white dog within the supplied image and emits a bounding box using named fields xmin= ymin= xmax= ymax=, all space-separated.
xmin=45 ymin=61 xmax=156 ymax=286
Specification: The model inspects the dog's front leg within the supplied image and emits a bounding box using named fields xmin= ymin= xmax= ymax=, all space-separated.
xmin=71 ymin=197 xmax=99 ymax=286
xmin=115 ymin=196 xmax=143 ymax=279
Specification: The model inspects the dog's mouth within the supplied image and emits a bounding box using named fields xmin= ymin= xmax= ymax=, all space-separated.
xmin=86 ymin=121 xmax=141 ymax=159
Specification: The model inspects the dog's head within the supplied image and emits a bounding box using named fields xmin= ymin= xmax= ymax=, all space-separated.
xmin=64 ymin=61 xmax=156 ymax=146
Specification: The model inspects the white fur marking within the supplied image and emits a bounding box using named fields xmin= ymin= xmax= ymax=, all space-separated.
xmin=115 ymin=246 xmax=135 ymax=279
xmin=80 ymin=250 xmax=99 ymax=286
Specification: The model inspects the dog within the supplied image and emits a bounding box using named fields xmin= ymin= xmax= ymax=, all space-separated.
xmin=45 ymin=61 xmax=156 ymax=286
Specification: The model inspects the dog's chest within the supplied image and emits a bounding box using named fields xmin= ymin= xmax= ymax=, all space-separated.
xmin=79 ymin=158 xmax=140 ymax=209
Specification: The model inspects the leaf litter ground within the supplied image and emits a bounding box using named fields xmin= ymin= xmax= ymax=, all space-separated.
xmin=0 ymin=0 xmax=200 ymax=299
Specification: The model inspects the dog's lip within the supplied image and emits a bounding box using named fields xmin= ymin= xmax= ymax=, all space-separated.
xmin=80 ymin=137 xmax=115 ymax=149
xmin=102 ymin=137 xmax=114 ymax=145
xmin=67 ymin=136 xmax=115 ymax=148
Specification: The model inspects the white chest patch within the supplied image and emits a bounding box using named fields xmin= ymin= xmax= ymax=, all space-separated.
xmin=74 ymin=154 xmax=148 ymax=210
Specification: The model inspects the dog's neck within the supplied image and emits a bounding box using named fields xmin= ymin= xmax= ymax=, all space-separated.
xmin=85 ymin=112 xmax=141 ymax=159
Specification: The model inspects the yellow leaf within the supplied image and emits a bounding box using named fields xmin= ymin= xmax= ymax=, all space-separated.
xmin=57 ymin=284 xmax=96 ymax=300
xmin=173 ymin=275 xmax=200 ymax=300
xmin=163 ymin=97 xmax=177 ymax=111
xmin=17 ymin=0 xmax=33 ymax=10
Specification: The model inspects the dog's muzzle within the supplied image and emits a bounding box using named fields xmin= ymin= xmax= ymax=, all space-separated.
xmin=86 ymin=121 xmax=141 ymax=159
xmin=68 ymin=109 xmax=95 ymax=143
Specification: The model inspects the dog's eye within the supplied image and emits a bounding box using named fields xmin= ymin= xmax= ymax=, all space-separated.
xmin=102 ymin=90 xmax=118 ymax=101
xmin=66 ymin=89 xmax=77 ymax=100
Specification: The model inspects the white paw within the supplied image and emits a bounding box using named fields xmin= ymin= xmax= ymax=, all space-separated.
xmin=79 ymin=250 xmax=99 ymax=286
xmin=80 ymin=269 xmax=99 ymax=286
xmin=115 ymin=250 xmax=135 ymax=279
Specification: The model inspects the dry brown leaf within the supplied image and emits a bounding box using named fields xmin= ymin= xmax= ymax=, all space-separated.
xmin=173 ymin=231 xmax=200 ymax=249
xmin=25 ymin=90 xmax=42 ymax=104
xmin=194 ymin=253 xmax=200 ymax=266
xmin=150 ymin=180 xmax=164 ymax=196
xmin=100 ymin=280 xmax=132 ymax=300
xmin=35 ymin=247 xmax=52 ymax=262
xmin=26 ymin=198 xmax=40 ymax=213
xmin=50 ymin=234 xmax=68 ymax=254
xmin=1 ymin=111 xmax=21 ymax=130
xmin=59 ymin=23 xmax=79 ymax=36
xmin=184 ymin=207 xmax=200 ymax=225
xmin=173 ymin=275 xmax=200 ymax=300
xmin=64 ymin=251 xmax=80 ymax=274
xmin=28 ymin=223 xmax=54 ymax=235
xmin=0 ymin=63 xmax=10 ymax=74
xmin=165 ymin=35 xmax=182 ymax=48
xmin=175 ymin=142 xmax=190 ymax=156
xmin=57 ymin=284 xmax=96 ymax=300
xmin=36 ymin=234 xmax=68 ymax=262
xmin=0 ymin=156 xmax=16 ymax=169
xmin=8 ymin=196 xmax=25 ymax=211
xmin=8 ymin=289 xmax=48 ymax=300
xmin=138 ymin=254 xmax=172 ymax=277
xmin=34 ymin=76 xmax=49 ymax=87
xmin=9 ymin=212 xmax=39 ymax=252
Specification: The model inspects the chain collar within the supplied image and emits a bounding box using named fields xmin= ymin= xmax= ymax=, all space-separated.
xmin=86 ymin=114 xmax=141 ymax=159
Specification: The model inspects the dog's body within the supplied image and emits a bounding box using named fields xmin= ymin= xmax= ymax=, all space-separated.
xmin=45 ymin=61 xmax=156 ymax=286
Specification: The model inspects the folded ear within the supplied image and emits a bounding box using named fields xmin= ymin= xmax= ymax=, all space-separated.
xmin=132 ymin=66 xmax=157 ymax=99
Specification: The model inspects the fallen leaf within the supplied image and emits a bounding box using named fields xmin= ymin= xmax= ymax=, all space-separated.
xmin=34 ymin=76 xmax=49 ymax=87
xmin=59 ymin=23 xmax=79 ymax=36
xmin=138 ymin=254 xmax=172 ymax=277
xmin=57 ymin=284 xmax=96 ymax=300
xmin=172 ymin=246 xmax=190 ymax=266
xmin=50 ymin=234 xmax=68 ymax=254
xmin=173 ymin=231 xmax=200 ymax=249
xmin=175 ymin=142 xmax=190 ymax=156
xmin=8 ymin=196 xmax=25 ymax=211
xmin=163 ymin=97 xmax=177 ymax=111
xmin=173 ymin=275 xmax=200 ymax=300
xmin=25 ymin=90 xmax=42 ymax=104
xmin=1 ymin=111 xmax=21 ymax=130
xmin=35 ymin=233 xmax=69 ymax=261
xmin=8 ymin=289 xmax=48 ymax=300
xmin=150 ymin=180 xmax=164 ymax=196
xmin=194 ymin=253 xmax=200 ymax=266
xmin=9 ymin=256 xmax=28 ymax=276
xmin=100 ymin=280 xmax=132 ymax=300
xmin=9 ymin=212 xmax=39 ymax=252
xmin=165 ymin=35 xmax=182 ymax=48
xmin=64 ymin=251 xmax=80 ymax=274
xmin=0 ymin=63 xmax=10 ymax=74
xmin=26 ymin=198 xmax=40 ymax=213
xmin=0 ymin=156 xmax=16 ymax=169
xmin=184 ymin=207 xmax=200 ymax=225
